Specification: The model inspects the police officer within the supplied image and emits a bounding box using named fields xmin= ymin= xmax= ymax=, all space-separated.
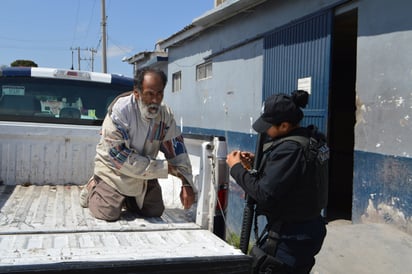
xmin=226 ymin=90 xmax=327 ymax=274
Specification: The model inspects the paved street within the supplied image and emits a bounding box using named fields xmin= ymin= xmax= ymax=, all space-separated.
xmin=311 ymin=220 xmax=412 ymax=274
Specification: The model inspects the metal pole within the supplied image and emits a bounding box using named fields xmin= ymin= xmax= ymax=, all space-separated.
xmin=77 ymin=47 xmax=81 ymax=70
xmin=101 ymin=0 xmax=107 ymax=73
xmin=90 ymin=48 xmax=97 ymax=72
xmin=70 ymin=49 xmax=74 ymax=70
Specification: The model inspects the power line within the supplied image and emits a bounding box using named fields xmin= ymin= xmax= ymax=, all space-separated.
xmin=71 ymin=0 xmax=81 ymax=47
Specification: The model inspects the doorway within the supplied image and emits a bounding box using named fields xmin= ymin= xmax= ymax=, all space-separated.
xmin=327 ymin=8 xmax=358 ymax=221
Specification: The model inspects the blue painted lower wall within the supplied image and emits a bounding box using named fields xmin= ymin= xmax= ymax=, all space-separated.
xmin=353 ymin=150 xmax=412 ymax=233
xmin=183 ymin=127 xmax=412 ymax=236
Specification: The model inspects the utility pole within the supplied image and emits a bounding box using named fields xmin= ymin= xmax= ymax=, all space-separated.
xmin=77 ymin=47 xmax=81 ymax=70
xmin=70 ymin=49 xmax=74 ymax=70
xmin=101 ymin=0 xmax=107 ymax=73
xmin=70 ymin=47 xmax=86 ymax=70
xmin=69 ymin=47 xmax=96 ymax=71
xmin=90 ymin=48 xmax=97 ymax=72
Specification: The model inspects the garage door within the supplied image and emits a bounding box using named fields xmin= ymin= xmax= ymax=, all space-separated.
xmin=263 ymin=9 xmax=333 ymax=133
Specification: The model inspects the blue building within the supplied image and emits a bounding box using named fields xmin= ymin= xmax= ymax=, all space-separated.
xmin=125 ymin=0 xmax=412 ymax=236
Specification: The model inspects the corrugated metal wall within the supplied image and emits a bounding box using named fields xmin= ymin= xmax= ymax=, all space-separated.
xmin=263 ymin=9 xmax=333 ymax=133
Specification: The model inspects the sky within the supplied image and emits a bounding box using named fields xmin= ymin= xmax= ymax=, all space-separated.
xmin=0 ymin=0 xmax=214 ymax=77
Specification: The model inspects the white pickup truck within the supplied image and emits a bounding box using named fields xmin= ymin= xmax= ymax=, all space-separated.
xmin=0 ymin=67 xmax=251 ymax=273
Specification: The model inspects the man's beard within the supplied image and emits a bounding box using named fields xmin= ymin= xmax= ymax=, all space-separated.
xmin=138 ymin=97 xmax=160 ymax=119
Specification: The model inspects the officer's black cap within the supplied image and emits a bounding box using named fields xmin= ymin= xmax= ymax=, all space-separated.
xmin=252 ymin=93 xmax=303 ymax=133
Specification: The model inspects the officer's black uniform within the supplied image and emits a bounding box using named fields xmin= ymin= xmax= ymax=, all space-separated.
xmin=230 ymin=126 xmax=327 ymax=273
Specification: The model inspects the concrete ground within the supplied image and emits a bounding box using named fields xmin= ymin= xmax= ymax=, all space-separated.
xmin=311 ymin=219 xmax=412 ymax=274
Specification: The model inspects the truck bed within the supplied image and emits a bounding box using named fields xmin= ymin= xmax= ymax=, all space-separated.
xmin=0 ymin=184 xmax=250 ymax=273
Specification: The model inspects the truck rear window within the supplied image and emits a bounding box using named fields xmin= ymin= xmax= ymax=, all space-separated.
xmin=0 ymin=76 xmax=133 ymax=126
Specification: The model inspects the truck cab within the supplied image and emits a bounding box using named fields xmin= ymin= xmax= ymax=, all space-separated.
xmin=0 ymin=67 xmax=132 ymax=124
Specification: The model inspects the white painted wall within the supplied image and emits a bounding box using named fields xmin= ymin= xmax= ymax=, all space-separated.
xmin=356 ymin=0 xmax=412 ymax=157
xmin=163 ymin=0 xmax=344 ymax=135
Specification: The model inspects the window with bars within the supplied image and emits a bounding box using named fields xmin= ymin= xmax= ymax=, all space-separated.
xmin=172 ymin=71 xmax=182 ymax=92
xmin=196 ymin=62 xmax=212 ymax=81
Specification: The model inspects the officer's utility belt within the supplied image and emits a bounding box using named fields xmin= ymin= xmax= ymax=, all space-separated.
xmin=249 ymin=221 xmax=285 ymax=274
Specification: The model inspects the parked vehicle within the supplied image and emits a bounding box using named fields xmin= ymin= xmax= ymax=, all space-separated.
xmin=0 ymin=67 xmax=250 ymax=273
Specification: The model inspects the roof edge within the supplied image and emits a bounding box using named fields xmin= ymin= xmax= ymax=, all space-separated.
xmin=192 ymin=0 xmax=267 ymax=27
xmin=158 ymin=0 xmax=267 ymax=50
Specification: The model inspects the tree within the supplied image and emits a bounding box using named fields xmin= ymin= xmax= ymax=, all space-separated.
xmin=11 ymin=60 xmax=38 ymax=67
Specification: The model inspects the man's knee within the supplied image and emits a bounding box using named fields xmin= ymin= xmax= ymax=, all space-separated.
xmin=125 ymin=196 xmax=165 ymax=217
xmin=88 ymin=191 xmax=122 ymax=221
xmin=88 ymin=180 xmax=125 ymax=221
xmin=139 ymin=179 xmax=165 ymax=217
xmin=141 ymin=203 xmax=165 ymax=217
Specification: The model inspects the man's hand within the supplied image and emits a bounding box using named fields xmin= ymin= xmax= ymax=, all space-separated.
xmin=168 ymin=164 xmax=178 ymax=176
xmin=169 ymin=164 xmax=195 ymax=209
xmin=180 ymin=185 xmax=195 ymax=209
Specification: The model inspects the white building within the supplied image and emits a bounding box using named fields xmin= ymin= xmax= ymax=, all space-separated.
xmin=125 ymin=0 xmax=412 ymax=236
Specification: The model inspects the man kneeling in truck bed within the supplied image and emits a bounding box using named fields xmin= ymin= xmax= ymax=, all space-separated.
xmin=80 ymin=67 xmax=196 ymax=221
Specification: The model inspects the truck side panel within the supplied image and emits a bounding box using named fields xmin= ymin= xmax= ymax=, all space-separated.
xmin=0 ymin=122 xmax=100 ymax=185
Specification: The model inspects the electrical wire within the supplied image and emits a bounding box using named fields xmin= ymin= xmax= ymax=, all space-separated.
xmin=70 ymin=0 xmax=81 ymax=48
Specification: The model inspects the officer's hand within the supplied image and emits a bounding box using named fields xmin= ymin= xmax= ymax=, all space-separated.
xmin=226 ymin=150 xmax=242 ymax=168
xmin=240 ymin=152 xmax=254 ymax=170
